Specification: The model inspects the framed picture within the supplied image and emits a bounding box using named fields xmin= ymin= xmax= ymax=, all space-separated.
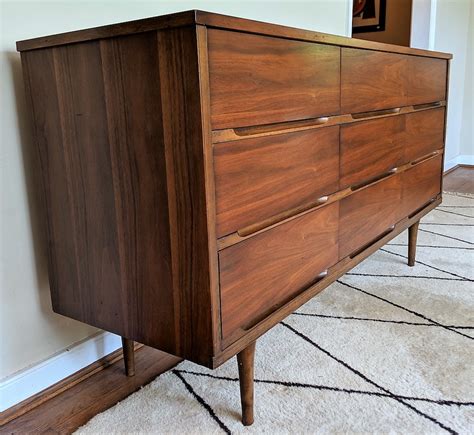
xmin=352 ymin=0 xmax=386 ymax=33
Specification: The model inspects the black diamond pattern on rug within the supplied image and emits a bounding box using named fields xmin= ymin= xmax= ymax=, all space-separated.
xmin=76 ymin=193 xmax=474 ymax=435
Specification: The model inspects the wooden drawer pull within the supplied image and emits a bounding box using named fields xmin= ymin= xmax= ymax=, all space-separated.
xmin=350 ymin=168 xmax=397 ymax=192
xmin=237 ymin=195 xmax=329 ymax=237
xmin=242 ymin=270 xmax=329 ymax=331
xmin=351 ymin=107 xmax=401 ymax=120
xmin=408 ymin=197 xmax=437 ymax=219
xmin=413 ymin=101 xmax=442 ymax=110
xmin=411 ymin=151 xmax=439 ymax=166
xmin=349 ymin=226 xmax=396 ymax=259
xmin=233 ymin=116 xmax=330 ymax=137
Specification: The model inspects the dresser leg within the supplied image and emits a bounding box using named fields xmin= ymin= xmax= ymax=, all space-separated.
xmin=121 ymin=337 xmax=135 ymax=377
xmin=408 ymin=221 xmax=420 ymax=267
xmin=237 ymin=341 xmax=256 ymax=426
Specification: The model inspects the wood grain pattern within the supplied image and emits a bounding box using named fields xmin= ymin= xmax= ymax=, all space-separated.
xmin=341 ymin=48 xmax=447 ymax=113
xmin=99 ymin=31 xmax=176 ymax=352
xmin=214 ymin=126 xmax=339 ymax=237
xmin=156 ymin=26 xmax=217 ymax=365
xmin=208 ymin=29 xmax=340 ymax=129
xmin=212 ymin=103 xmax=446 ymax=144
xmin=17 ymin=10 xmax=452 ymax=60
xmin=18 ymin=13 xmax=450 ymax=425
xmin=340 ymin=116 xmax=405 ymax=188
xmin=339 ymin=175 xmax=402 ymax=259
xmin=213 ymin=197 xmax=440 ymax=367
xmin=237 ymin=342 xmax=256 ymax=426
xmin=340 ymin=108 xmax=445 ymax=188
xmin=196 ymin=11 xmax=451 ymax=60
xmin=444 ymin=167 xmax=474 ymax=194
xmin=1 ymin=346 xmax=180 ymax=433
xmin=219 ymin=203 xmax=338 ymax=345
xmin=16 ymin=10 xmax=197 ymax=51
xmin=22 ymin=28 xmax=217 ymax=367
xmin=195 ymin=24 xmax=222 ymax=357
xmin=121 ymin=338 xmax=135 ymax=377
xmin=408 ymin=56 xmax=448 ymax=107
xmin=408 ymin=221 xmax=420 ymax=267
xmin=404 ymin=108 xmax=445 ymax=162
xmin=24 ymin=42 xmax=131 ymax=334
xmin=402 ymin=155 xmax=443 ymax=218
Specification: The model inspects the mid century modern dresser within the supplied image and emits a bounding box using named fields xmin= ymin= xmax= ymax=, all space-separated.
xmin=17 ymin=11 xmax=451 ymax=425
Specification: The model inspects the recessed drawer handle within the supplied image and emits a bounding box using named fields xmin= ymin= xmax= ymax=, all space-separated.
xmin=411 ymin=151 xmax=439 ymax=166
xmin=413 ymin=102 xmax=442 ymax=110
xmin=237 ymin=195 xmax=330 ymax=237
xmin=350 ymin=168 xmax=398 ymax=191
xmin=242 ymin=270 xmax=329 ymax=331
xmin=351 ymin=107 xmax=401 ymax=120
xmin=349 ymin=226 xmax=396 ymax=259
xmin=233 ymin=116 xmax=330 ymax=137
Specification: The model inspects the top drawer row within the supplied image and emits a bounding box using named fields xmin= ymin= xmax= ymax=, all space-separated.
xmin=208 ymin=29 xmax=447 ymax=130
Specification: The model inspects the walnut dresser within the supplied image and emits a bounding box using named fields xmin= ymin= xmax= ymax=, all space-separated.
xmin=17 ymin=10 xmax=452 ymax=426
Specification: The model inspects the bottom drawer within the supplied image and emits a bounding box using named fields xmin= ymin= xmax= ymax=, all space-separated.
xmin=339 ymin=175 xmax=402 ymax=259
xmin=219 ymin=203 xmax=339 ymax=345
xmin=339 ymin=155 xmax=442 ymax=260
xmin=402 ymin=155 xmax=443 ymax=217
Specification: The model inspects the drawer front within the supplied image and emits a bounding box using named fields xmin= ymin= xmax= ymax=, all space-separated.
xmin=340 ymin=108 xmax=445 ymax=188
xmin=402 ymin=155 xmax=442 ymax=217
xmin=214 ymin=127 xmax=339 ymax=237
xmin=405 ymin=108 xmax=445 ymax=162
xmin=341 ymin=48 xmax=447 ymax=113
xmin=219 ymin=203 xmax=338 ymax=344
xmin=340 ymin=116 xmax=405 ymax=189
xmin=339 ymin=175 xmax=402 ymax=259
xmin=208 ymin=29 xmax=340 ymax=129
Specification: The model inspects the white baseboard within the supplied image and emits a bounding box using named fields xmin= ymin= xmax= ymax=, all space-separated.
xmin=444 ymin=154 xmax=474 ymax=172
xmin=0 ymin=331 xmax=121 ymax=412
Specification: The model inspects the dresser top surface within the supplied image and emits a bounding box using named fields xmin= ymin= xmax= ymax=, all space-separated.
xmin=16 ymin=9 xmax=452 ymax=59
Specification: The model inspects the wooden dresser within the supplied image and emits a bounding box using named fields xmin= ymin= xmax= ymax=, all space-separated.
xmin=17 ymin=11 xmax=451 ymax=425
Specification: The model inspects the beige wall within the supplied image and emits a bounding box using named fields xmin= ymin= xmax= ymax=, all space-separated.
xmin=354 ymin=0 xmax=413 ymax=46
xmin=432 ymin=0 xmax=472 ymax=163
xmin=0 ymin=0 xmax=351 ymax=381
xmin=459 ymin=2 xmax=473 ymax=157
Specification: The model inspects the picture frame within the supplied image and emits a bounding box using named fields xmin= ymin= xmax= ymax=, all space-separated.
xmin=352 ymin=0 xmax=387 ymax=33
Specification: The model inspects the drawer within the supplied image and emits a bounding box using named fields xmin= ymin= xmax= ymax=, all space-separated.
xmin=208 ymin=29 xmax=340 ymax=129
xmin=341 ymin=48 xmax=447 ymax=113
xmin=339 ymin=175 xmax=402 ymax=259
xmin=405 ymin=108 xmax=445 ymax=162
xmin=219 ymin=203 xmax=338 ymax=345
xmin=402 ymin=155 xmax=442 ymax=217
xmin=214 ymin=127 xmax=339 ymax=237
xmin=340 ymin=116 xmax=405 ymax=189
xmin=340 ymin=108 xmax=445 ymax=188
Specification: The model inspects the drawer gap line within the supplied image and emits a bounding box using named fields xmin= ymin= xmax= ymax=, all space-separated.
xmin=212 ymin=102 xmax=446 ymax=143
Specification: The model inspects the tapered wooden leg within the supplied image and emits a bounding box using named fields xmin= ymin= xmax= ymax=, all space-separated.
xmin=408 ymin=221 xmax=420 ymax=267
xmin=121 ymin=337 xmax=135 ymax=377
xmin=237 ymin=341 xmax=256 ymax=426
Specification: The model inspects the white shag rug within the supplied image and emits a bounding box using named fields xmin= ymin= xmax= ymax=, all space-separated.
xmin=77 ymin=192 xmax=474 ymax=435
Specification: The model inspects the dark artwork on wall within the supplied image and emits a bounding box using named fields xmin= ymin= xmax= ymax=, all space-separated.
xmin=352 ymin=0 xmax=386 ymax=33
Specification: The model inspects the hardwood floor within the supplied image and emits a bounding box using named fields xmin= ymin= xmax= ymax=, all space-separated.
xmin=1 ymin=347 xmax=181 ymax=433
xmin=1 ymin=166 xmax=472 ymax=434
xmin=444 ymin=166 xmax=474 ymax=194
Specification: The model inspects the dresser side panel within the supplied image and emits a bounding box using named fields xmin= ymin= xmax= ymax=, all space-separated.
xmin=21 ymin=33 xmax=183 ymax=356
xmin=157 ymin=25 xmax=217 ymax=365
xmin=99 ymin=32 xmax=177 ymax=352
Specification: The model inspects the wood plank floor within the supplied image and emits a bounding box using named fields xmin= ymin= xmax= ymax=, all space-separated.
xmin=444 ymin=166 xmax=474 ymax=194
xmin=1 ymin=166 xmax=472 ymax=434
xmin=1 ymin=347 xmax=181 ymax=433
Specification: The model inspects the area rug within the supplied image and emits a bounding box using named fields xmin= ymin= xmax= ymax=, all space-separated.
xmin=76 ymin=192 xmax=474 ymax=435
